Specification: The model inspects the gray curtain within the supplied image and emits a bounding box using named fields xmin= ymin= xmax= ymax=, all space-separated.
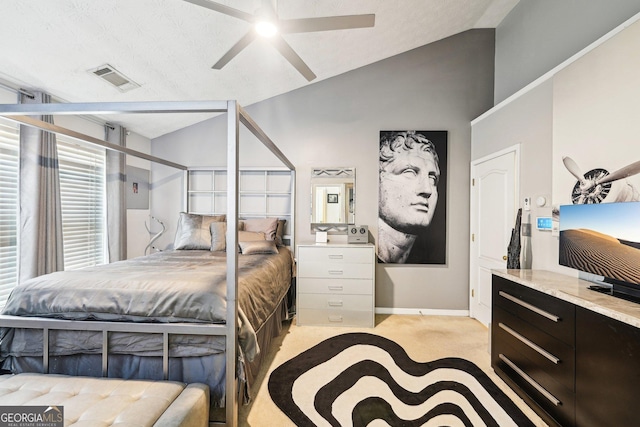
xmin=18 ymin=91 xmax=64 ymax=282
xmin=105 ymin=124 xmax=127 ymax=262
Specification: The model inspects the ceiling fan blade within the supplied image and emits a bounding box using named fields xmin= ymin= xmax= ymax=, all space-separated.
xmin=183 ymin=0 xmax=255 ymax=23
xmin=270 ymin=35 xmax=316 ymax=81
xmin=212 ymin=31 xmax=256 ymax=69
xmin=279 ymin=14 xmax=375 ymax=34
xmin=595 ymin=160 xmax=640 ymax=185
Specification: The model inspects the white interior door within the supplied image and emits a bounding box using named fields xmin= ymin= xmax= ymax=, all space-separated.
xmin=470 ymin=147 xmax=518 ymax=327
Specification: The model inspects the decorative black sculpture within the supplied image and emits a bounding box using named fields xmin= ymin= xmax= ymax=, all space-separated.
xmin=507 ymin=208 xmax=522 ymax=269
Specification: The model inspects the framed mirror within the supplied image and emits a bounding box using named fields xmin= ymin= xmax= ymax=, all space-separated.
xmin=311 ymin=167 xmax=355 ymax=233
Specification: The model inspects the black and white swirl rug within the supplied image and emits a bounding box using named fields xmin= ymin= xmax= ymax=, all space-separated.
xmin=268 ymin=332 xmax=535 ymax=427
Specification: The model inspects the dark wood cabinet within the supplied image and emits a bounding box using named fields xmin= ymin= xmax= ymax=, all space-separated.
xmin=492 ymin=273 xmax=640 ymax=427
xmin=575 ymin=307 xmax=640 ymax=427
xmin=492 ymin=275 xmax=575 ymax=427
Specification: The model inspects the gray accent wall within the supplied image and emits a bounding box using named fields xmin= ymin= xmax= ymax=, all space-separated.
xmin=472 ymin=80 xmax=561 ymax=272
xmin=151 ymin=29 xmax=495 ymax=312
xmin=495 ymin=0 xmax=640 ymax=103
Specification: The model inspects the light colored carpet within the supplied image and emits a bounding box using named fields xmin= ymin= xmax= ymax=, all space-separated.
xmin=240 ymin=314 xmax=548 ymax=426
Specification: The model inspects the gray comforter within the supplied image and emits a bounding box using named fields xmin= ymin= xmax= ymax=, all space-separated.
xmin=0 ymin=248 xmax=293 ymax=361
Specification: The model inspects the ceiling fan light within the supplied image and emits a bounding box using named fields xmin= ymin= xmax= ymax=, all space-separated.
xmin=255 ymin=20 xmax=278 ymax=37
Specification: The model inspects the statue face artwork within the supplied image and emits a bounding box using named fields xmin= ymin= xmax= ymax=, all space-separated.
xmin=379 ymin=146 xmax=439 ymax=235
xmin=378 ymin=130 xmax=448 ymax=265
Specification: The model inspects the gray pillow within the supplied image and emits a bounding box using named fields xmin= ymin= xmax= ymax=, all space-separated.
xmin=239 ymin=240 xmax=278 ymax=255
xmin=210 ymin=222 xmax=227 ymax=251
xmin=275 ymin=219 xmax=286 ymax=246
xmin=242 ymin=217 xmax=279 ymax=241
xmin=238 ymin=231 xmax=265 ymax=242
xmin=174 ymin=212 xmax=226 ymax=250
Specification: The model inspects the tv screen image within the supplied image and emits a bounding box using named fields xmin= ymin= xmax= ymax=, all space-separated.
xmin=559 ymin=202 xmax=640 ymax=287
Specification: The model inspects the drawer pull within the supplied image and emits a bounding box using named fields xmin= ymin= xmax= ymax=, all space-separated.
xmin=499 ymin=323 xmax=560 ymax=364
xmin=328 ymin=270 xmax=344 ymax=275
xmin=328 ymin=315 xmax=343 ymax=323
xmin=499 ymin=291 xmax=560 ymax=322
xmin=328 ymin=300 xmax=343 ymax=307
xmin=499 ymin=354 xmax=561 ymax=406
xmin=328 ymin=254 xmax=344 ymax=259
xmin=328 ymin=285 xmax=344 ymax=291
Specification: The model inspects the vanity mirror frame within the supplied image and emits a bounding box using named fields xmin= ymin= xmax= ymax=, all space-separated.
xmin=310 ymin=167 xmax=355 ymax=233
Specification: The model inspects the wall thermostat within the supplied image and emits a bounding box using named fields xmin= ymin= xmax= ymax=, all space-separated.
xmin=536 ymin=217 xmax=553 ymax=231
xmin=536 ymin=196 xmax=547 ymax=207
xmin=348 ymin=225 xmax=368 ymax=244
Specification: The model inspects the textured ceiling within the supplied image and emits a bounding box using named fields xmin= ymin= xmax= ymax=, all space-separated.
xmin=0 ymin=0 xmax=518 ymax=138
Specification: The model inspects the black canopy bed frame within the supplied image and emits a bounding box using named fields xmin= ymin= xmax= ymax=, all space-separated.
xmin=0 ymin=100 xmax=296 ymax=427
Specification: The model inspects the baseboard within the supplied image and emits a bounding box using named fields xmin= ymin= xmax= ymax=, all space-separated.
xmin=375 ymin=307 xmax=470 ymax=317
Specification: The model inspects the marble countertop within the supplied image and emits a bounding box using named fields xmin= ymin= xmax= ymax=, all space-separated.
xmin=492 ymin=269 xmax=640 ymax=329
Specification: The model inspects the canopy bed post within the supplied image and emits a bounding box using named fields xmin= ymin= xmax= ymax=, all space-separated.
xmin=225 ymin=100 xmax=240 ymax=426
xmin=183 ymin=169 xmax=189 ymax=212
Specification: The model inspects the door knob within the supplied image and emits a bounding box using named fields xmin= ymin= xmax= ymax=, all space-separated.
xmin=502 ymin=255 xmax=507 ymax=260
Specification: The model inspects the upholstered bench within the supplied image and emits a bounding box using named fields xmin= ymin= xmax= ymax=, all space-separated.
xmin=0 ymin=373 xmax=209 ymax=427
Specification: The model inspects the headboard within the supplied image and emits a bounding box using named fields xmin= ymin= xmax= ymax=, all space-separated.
xmin=185 ymin=166 xmax=295 ymax=247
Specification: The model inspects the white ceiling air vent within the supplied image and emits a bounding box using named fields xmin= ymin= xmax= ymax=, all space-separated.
xmin=90 ymin=64 xmax=140 ymax=92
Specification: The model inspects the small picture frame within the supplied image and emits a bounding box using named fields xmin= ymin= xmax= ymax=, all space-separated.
xmin=126 ymin=165 xmax=149 ymax=209
xmin=315 ymin=231 xmax=328 ymax=243
xmin=327 ymin=193 xmax=338 ymax=204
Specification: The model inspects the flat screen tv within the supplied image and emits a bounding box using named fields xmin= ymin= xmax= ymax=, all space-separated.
xmin=559 ymin=201 xmax=640 ymax=303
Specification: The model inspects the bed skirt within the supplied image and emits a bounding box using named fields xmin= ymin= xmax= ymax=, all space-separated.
xmin=0 ymin=294 xmax=291 ymax=411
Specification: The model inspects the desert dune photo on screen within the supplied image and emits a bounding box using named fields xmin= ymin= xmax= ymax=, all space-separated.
xmin=559 ymin=202 xmax=640 ymax=285
xmin=559 ymin=228 xmax=640 ymax=284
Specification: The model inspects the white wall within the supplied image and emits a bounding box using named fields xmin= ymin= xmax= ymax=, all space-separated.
xmin=552 ymin=19 xmax=640 ymax=208
xmin=152 ymin=29 xmax=496 ymax=313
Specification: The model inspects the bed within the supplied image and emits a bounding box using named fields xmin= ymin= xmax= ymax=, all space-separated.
xmin=0 ymin=242 xmax=294 ymax=407
xmin=0 ymin=100 xmax=296 ymax=427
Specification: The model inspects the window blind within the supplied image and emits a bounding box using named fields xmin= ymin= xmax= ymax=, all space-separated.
xmin=57 ymin=135 xmax=107 ymax=270
xmin=0 ymin=118 xmax=18 ymax=307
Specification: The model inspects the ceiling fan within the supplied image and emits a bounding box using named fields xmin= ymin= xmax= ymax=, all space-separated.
xmin=183 ymin=0 xmax=375 ymax=81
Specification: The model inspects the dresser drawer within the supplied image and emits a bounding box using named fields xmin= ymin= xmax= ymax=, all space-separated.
xmin=298 ymin=277 xmax=373 ymax=295
xmin=494 ymin=344 xmax=575 ymax=427
xmin=297 ymin=308 xmax=373 ymax=327
xmin=493 ymin=276 xmax=575 ymax=345
xmin=494 ymin=306 xmax=575 ymax=392
xmin=298 ymin=293 xmax=373 ymax=311
xmin=298 ymin=246 xmax=373 ymax=264
xmin=298 ymin=261 xmax=373 ymax=279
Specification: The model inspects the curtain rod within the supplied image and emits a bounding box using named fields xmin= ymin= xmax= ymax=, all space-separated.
xmin=18 ymin=88 xmax=35 ymax=99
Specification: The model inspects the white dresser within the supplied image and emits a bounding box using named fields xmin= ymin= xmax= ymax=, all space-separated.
xmin=296 ymin=242 xmax=375 ymax=327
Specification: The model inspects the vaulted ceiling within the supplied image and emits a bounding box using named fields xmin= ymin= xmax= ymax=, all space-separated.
xmin=0 ymin=0 xmax=518 ymax=138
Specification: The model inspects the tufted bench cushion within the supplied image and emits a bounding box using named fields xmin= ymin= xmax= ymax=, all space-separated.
xmin=0 ymin=373 xmax=209 ymax=427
